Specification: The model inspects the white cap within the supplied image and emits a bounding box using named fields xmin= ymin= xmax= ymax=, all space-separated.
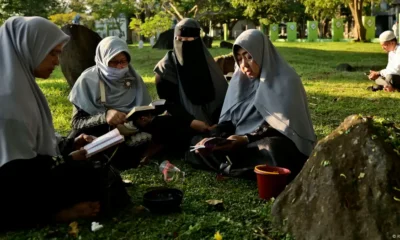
xmin=379 ymin=31 xmax=396 ymax=42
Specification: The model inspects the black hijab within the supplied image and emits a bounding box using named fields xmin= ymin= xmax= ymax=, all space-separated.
xmin=174 ymin=19 xmax=214 ymax=105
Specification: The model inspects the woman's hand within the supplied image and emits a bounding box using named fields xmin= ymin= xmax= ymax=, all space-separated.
xmin=224 ymin=135 xmax=249 ymax=149
xmin=106 ymin=109 xmax=127 ymax=126
xmin=190 ymin=120 xmax=210 ymax=133
xmin=194 ymin=138 xmax=214 ymax=156
xmin=69 ymin=149 xmax=88 ymax=161
xmin=74 ymin=134 xmax=96 ymax=150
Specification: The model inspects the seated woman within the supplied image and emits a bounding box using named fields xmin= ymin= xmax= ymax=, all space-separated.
xmin=0 ymin=16 xmax=118 ymax=230
xmin=191 ymin=29 xmax=316 ymax=181
xmin=154 ymin=18 xmax=228 ymax=139
xmin=69 ymin=36 xmax=153 ymax=170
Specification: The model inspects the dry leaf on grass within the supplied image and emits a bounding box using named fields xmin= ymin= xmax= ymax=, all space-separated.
xmin=68 ymin=221 xmax=79 ymax=238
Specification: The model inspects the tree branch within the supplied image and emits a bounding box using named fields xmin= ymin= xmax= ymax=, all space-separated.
xmin=167 ymin=2 xmax=184 ymax=20
xmin=162 ymin=3 xmax=182 ymax=20
xmin=194 ymin=7 xmax=225 ymax=20
xmin=188 ymin=5 xmax=198 ymax=15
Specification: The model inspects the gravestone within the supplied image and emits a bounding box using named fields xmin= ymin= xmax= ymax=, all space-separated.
xmin=363 ymin=16 xmax=376 ymax=41
xmin=138 ymin=40 xmax=144 ymax=49
xmin=332 ymin=18 xmax=344 ymax=41
xmin=59 ymin=24 xmax=102 ymax=88
xmin=203 ymin=35 xmax=213 ymax=48
xmin=223 ymin=23 xmax=228 ymax=41
xmin=219 ymin=41 xmax=233 ymax=49
xmin=336 ymin=63 xmax=354 ymax=72
xmin=152 ymin=29 xmax=174 ymax=49
xmin=272 ymin=115 xmax=400 ymax=240
xmin=307 ymin=21 xmax=318 ymax=42
xmin=214 ymin=53 xmax=235 ymax=80
xmin=287 ymin=22 xmax=297 ymax=42
xmin=150 ymin=36 xmax=155 ymax=46
xmin=269 ymin=24 xmax=279 ymax=42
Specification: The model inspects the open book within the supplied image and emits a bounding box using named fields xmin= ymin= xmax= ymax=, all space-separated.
xmin=83 ymin=128 xmax=125 ymax=158
xmin=126 ymin=99 xmax=166 ymax=121
xmin=190 ymin=137 xmax=236 ymax=152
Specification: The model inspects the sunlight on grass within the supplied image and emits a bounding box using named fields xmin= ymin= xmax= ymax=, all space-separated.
xmin=11 ymin=42 xmax=397 ymax=240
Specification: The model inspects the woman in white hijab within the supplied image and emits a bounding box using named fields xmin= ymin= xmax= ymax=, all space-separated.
xmin=69 ymin=36 xmax=152 ymax=170
xmin=191 ymin=29 xmax=316 ymax=181
xmin=0 ymin=17 xmax=107 ymax=230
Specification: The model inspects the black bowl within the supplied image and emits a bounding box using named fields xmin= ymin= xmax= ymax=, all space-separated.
xmin=143 ymin=187 xmax=183 ymax=213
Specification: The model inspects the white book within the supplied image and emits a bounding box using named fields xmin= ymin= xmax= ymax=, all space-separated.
xmin=84 ymin=128 xmax=125 ymax=158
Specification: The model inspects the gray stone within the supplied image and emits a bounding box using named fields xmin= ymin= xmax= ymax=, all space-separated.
xmin=214 ymin=53 xmax=235 ymax=80
xmin=59 ymin=24 xmax=102 ymax=88
xmin=220 ymin=41 xmax=233 ymax=49
xmin=336 ymin=63 xmax=354 ymax=72
xmin=272 ymin=115 xmax=400 ymax=240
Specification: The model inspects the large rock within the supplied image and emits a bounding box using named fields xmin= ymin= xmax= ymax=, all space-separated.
xmin=220 ymin=41 xmax=233 ymax=49
xmin=272 ymin=115 xmax=400 ymax=240
xmin=336 ymin=63 xmax=354 ymax=72
xmin=153 ymin=29 xmax=174 ymax=50
xmin=59 ymin=24 xmax=102 ymax=88
xmin=203 ymin=35 xmax=213 ymax=48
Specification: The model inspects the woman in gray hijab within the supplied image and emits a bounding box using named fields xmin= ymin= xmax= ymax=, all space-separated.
xmin=69 ymin=36 xmax=152 ymax=170
xmin=0 ymin=17 xmax=109 ymax=230
xmin=190 ymin=29 xmax=316 ymax=181
xmin=154 ymin=18 xmax=228 ymax=138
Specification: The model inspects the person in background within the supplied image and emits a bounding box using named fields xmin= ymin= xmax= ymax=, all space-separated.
xmin=368 ymin=30 xmax=400 ymax=92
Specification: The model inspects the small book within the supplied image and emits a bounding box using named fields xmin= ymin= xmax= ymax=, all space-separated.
xmin=83 ymin=128 xmax=125 ymax=158
xmin=126 ymin=99 xmax=166 ymax=121
xmin=190 ymin=137 xmax=236 ymax=152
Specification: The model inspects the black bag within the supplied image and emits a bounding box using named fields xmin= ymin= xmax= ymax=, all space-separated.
xmin=92 ymin=158 xmax=132 ymax=217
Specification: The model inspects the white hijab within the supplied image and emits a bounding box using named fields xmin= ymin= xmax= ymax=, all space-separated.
xmin=220 ymin=30 xmax=316 ymax=156
xmin=0 ymin=17 xmax=70 ymax=166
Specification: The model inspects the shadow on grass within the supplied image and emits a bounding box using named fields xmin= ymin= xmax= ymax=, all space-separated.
xmin=274 ymin=46 xmax=387 ymax=75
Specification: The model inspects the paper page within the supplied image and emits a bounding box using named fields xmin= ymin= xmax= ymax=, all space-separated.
xmin=84 ymin=128 xmax=120 ymax=150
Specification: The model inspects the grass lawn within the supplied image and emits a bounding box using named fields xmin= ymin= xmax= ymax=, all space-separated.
xmin=1 ymin=41 xmax=399 ymax=240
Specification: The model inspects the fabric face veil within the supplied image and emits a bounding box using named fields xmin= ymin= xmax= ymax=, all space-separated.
xmin=0 ymin=17 xmax=70 ymax=165
xmin=154 ymin=18 xmax=228 ymax=124
xmin=219 ymin=29 xmax=316 ymax=156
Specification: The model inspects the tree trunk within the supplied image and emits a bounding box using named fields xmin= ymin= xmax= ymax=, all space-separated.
xmin=348 ymin=0 xmax=366 ymax=41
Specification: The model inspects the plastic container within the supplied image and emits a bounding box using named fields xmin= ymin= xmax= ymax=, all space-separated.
xmin=159 ymin=160 xmax=184 ymax=182
xmin=254 ymin=165 xmax=291 ymax=200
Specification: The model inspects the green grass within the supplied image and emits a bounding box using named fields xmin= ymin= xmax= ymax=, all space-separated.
xmin=1 ymin=41 xmax=398 ymax=240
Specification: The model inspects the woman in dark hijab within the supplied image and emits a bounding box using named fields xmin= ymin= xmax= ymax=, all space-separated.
xmin=154 ymin=18 xmax=228 ymax=136
xmin=190 ymin=30 xmax=316 ymax=181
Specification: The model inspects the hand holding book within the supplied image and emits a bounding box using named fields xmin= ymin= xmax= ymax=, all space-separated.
xmin=83 ymin=128 xmax=125 ymax=158
xmin=192 ymin=135 xmax=249 ymax=155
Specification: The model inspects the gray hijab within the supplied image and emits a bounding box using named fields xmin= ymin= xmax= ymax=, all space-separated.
xmin=154 ymin=18 xmax=228 ymax=124
xmin=220 ymin=29 xmax=316 ymax=156
xmin=0 ymin=17 xmax=70 ymax=166
xmin=69 ymin=36 xmax=152 ymax=115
